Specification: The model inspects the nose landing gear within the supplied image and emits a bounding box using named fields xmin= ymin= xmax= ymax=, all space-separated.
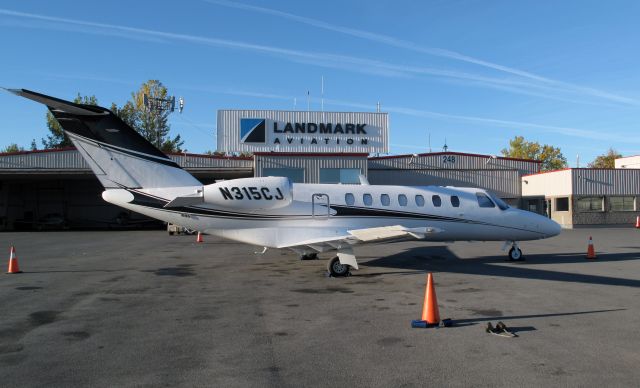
xmin=503 ymin=241 xmax=525 ymax=261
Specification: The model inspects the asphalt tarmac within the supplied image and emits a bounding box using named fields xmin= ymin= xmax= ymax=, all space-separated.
xmin=0 ymin=228 xmax=639 ymax=387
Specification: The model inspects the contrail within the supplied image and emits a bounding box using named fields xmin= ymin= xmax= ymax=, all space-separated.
xmin=204 ymin=0 xmax=640 ymax=107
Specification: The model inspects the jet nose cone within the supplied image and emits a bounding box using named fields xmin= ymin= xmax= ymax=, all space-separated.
xmin=543 ymin=217 xmax=561 ymax=237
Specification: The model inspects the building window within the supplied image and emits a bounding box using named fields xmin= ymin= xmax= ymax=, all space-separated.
xmin=381 ymin=194 xmax=390 ymax=206
xmin=398 ymin=194 xmax=408 ymax=206
xmin=555 ymin=197 xmax=569 ymax=212
xmin=610 ymin=196 xmax=635 ymax=211
xmin=345 ymin=193 xmax=355 ymax=206
xmin=577 ymin=197 xmax=604 ymax=212
xmin=432 ymin=195 xmax=442 ymax=207
xmin=319 ymin=168 xmax=361 ymax=184
xmin=263 ymin=168 xmax=304 ymax=183
xmin=451 ymin=196 xmax=460 ymax=207
xmin=476 ymin=193 xmax=495 ymax=208
xmin=415 ymin=195 xmax=425 ymax=207
xmin=363 ymin=194 xmax=373 ymax=206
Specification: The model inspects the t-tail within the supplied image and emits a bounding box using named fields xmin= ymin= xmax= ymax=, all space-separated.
xmin=9 ymin=88 xmax=201 ymax=190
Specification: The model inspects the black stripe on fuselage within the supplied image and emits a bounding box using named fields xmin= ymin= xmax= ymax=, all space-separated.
xmin=122 ymin=189 xmax=545 ymax=235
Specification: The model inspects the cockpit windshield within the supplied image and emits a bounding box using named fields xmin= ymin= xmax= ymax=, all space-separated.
xmin=487 ymin=192 xmax=510 ymax=210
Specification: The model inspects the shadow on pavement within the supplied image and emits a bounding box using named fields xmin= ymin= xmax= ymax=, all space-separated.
xmin=361 ymin=245 xmax=640 ymax=288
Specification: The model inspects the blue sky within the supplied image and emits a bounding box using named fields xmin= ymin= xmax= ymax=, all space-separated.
xmin=1 ymin=0 xmax=639 ymax=164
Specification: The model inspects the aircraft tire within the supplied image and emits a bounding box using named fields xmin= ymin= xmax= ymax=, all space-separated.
xmin=508 ymin=247 xmax=524 ymax=261
xmin=327 ymin=256 xmax=350 ymax=277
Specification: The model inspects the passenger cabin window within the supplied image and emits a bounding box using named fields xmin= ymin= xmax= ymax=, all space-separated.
xmin=345 ymin=193 xmax=355 ymax=206
xmin=381 ymin=194 xmax=390 ymax=206
xmin=451 ymin=196 xmax=460 ymax=207
xmin=476 ymin=193 xmax=495 ymax=208
xmin=398 ymin=194 xmax=408 ymax=206
xmin=415 ymin=195 xmax=425 ymax=207
xmin=363 ymin=194 xmax=373 ymax=206
xmin=432 ymin=195 xmax=442 ymax=207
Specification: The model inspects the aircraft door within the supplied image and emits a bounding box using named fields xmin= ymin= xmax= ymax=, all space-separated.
xmin=312 ymin=193 xmax=330 ymax=219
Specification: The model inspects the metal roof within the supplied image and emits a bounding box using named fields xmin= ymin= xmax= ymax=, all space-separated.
xmin=0 ymin=148 xmax=253 ymax=175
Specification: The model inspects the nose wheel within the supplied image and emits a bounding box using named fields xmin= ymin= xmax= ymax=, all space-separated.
xmin=508 ymin=245 xmax=524 ymax=261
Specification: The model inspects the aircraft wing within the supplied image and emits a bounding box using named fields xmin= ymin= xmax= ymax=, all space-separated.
xmin=279 ymin=225 xmax=443 ymax=252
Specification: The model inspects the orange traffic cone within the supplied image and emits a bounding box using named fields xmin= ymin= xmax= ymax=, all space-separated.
xmin=635 ymin=216 xmax=640 ymax=229
xmin=7 ymin=246 xmax=22 ymax=274
xmin=196 ymin=232 xmax=203 ymax=243
xmin=411 ymin=273 xmax=440 ymax=328
xmin=586 ymin=236 xmax=596 ymax=259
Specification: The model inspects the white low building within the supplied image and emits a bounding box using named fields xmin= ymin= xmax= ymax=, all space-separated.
xmin=521 ymin=163 xmax=640 ymax=228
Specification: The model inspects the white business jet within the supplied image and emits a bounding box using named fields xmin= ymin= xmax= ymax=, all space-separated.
xmin=10 ymin=89 xmax=561 ymax=276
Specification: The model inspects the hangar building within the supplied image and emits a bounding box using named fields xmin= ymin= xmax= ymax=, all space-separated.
xmin=1 ymin=107 xmax=637 ymax=230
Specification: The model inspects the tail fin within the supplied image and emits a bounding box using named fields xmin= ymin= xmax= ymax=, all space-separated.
xmin=10 ymin=89 xmax=200 ymax=189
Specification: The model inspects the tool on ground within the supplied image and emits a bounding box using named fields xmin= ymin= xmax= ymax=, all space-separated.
xmin=486 ymin=321 xmax=517 ymax=337
xmin=411 ymin=273 xmax=440 ymax=328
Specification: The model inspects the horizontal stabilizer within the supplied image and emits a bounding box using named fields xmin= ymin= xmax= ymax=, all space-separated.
xmin=164 ymin=194 xmax=204 ymax=208
xmin=5 ymin=88 xmax=109 ymax=116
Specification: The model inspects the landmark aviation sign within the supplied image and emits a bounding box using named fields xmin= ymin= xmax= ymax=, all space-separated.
xmin=217 ymin=110 xmax=388 ymax=153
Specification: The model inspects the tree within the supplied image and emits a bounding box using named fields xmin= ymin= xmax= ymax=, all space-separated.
xmin=42 ymin=93 xmax=98 ymax=149
xmin=2 ymin=143 xmax=24 ymax=153
xmin=501 ymin=136 xmax=568 ymax=171
xmin=588 ymin=148 xmax=621 ymax=168
xmin=41 ymin=81 xmax=184 ymax=153
xmin=128 ymin=80 xmax=184 ymax=153
xmin=110 ymin=101 xmax=139 ymax=131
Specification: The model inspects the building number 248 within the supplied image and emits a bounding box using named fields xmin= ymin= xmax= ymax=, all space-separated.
xmin=442 ymin=155 xmax=456 ymax=164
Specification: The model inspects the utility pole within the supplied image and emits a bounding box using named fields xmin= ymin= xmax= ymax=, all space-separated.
xmin=143 ymin=94 xmax=183 ymax=149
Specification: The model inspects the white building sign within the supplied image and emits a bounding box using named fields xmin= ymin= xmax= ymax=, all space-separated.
xmin=217 ymin=110 xmax=388 ymax=153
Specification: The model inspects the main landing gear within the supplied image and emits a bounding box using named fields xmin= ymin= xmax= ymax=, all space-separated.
xmin=300 ymin=253 xmax=319 ymax=261
xmin=504 ymin=241 xmax=524 ymax=261
xmin=327 ymin=256 xmax=352 ymax=277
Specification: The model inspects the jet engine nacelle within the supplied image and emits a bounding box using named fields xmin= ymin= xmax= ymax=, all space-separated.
xmin=203 ymin=176 xmax=293 ymax=210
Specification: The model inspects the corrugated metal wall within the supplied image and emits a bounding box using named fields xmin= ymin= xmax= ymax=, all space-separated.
xmin=255 ymin=154 xmax=368 ymax=183
xmin=369 ymin=169 xmax=521 ymax=198
xmin=368 ymin=153 xmax=539 ymax=198
xmin=0 ymin=150 xmax=88 ymax=171
xmin=368 ymin=153 xmax=539 ymax=173
xmin=0 ymin=150 xmax=253 ymax=172
xmin=572 ymin=169 xmax=640 ymax=195
xmin=217 ymin=110 xmax=388 ymax=153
